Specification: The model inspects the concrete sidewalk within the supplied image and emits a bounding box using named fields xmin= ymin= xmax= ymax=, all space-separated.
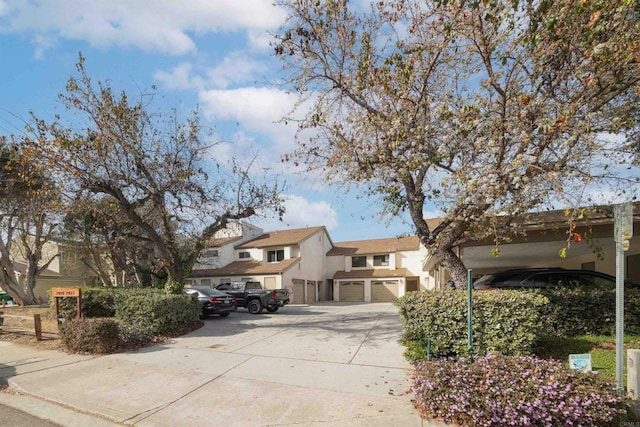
xmin=1 ymin=303 xmax=448 ymax=426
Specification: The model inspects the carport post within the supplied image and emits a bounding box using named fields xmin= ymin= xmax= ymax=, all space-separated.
xmin=467 ymin=269 xmax=473 ymax=359
xmin=614 ymin=202 xmax=632 ymax=391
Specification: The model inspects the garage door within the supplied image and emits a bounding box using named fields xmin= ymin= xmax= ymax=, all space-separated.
xmin=305 ymin=281 xmax=316 ymax=303
xmin=340 ymin=281 xmax=364 ymax=302
xmin=371 ymin=280 xmax=399 ymax=302
xmin=292 ymin=279 xmax=305 ymax=304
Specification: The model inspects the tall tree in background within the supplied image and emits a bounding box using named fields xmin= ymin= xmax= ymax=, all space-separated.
xmin=63 ymin=196 xmax=156 ymax=288
xmin=28 ymin=55 xmax=284 ymax=291
xmin=275 ymin=0 xmax=640 ymax=287
xmin=0 ymin=138 xmax=62 ymax=305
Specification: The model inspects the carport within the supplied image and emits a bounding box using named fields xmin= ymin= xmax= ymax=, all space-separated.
xmin=458 ymin=207 xmax=640 ymax=283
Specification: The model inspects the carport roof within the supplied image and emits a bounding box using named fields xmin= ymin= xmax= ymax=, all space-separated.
xmin=333 ymin=268 xmax=410 ymax=280
xmin=190 ymin=258 xmax=300 ymax=277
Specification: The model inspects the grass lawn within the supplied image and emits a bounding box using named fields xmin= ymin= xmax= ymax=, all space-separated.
xmin=533 ymin=334 xmax=640 ymax=383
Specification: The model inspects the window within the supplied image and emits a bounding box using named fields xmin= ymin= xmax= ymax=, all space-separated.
xmin=373 ymin=254 xmax=389 ymax=267
xmin=202 ymin=249 xmax=218 ymax=258
xmin=239 ymin=251 xmax=250 ymax=259
xmin=267 ymin=249 xmax=285 ymax=263
xmin=201 ymin=279 xmax=211 ymax=286
xmin=351 ymin=256 xmax=366 ymax=268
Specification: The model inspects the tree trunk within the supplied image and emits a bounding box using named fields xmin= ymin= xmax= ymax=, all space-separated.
xmin=425 ymin=219 xmax=470 ymax=290
xmin=435 ymin=245 xmax=469 ymax=290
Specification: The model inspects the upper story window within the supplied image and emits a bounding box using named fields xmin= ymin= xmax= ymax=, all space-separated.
xmin=202 ymin=249 xmax=218 ymax=258
xmin=351 ymin=256 xmax=366 ymax=268
xmin=373 ymin=254 xmax=389 ymax=267
xmin=267 ymin=249 xmax=285 ymax=263
xmin=239 ymin=251 xmax=251 ymax=259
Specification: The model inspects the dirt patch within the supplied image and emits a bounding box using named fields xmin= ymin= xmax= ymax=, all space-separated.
xmin=0 ymin=305 xmax=62 ymax=351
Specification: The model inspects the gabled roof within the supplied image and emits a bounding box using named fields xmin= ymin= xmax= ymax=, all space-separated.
xmin=327 ymin=236 xmax=419 ymax=256
xmin=206 ymin=235 xmax=244 ymax=248
xmin=190 ymin=258 xmax=300 ymax=277
xmin=333 ymin=268 xmax=411 ymax=279
xmin=236 ymin=226 xmax=327 ymax=249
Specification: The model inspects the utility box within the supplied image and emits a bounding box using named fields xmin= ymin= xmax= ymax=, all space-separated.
xmin=628 ymin=349 xmax=640 ymax=417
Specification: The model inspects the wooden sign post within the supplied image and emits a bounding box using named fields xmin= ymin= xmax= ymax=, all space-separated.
xmin=52 ymin=287 xmax=82 ymax=326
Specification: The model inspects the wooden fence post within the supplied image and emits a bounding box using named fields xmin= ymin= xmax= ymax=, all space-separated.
xmin=34 ymin=314 xmax=42 ymax=341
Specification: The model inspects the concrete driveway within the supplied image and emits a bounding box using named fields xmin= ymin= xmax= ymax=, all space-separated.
xmin=3 ymin=303 xmax=445 ymax=426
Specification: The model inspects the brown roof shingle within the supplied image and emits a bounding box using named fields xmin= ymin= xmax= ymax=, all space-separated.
xmin=190 ymin=258 xmax=300 ymax=277
xmin=206 ymin=235 xmax=244 ymax=247
xmin=327 ymin=236 xmax=419 ymax=256
xmin=236 ymin=226 xmax=326 ymax=249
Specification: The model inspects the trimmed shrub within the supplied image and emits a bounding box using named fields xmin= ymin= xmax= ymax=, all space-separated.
xmin=115 ymin=292 xmax=201 ymax=336
xmin=538 ymin=287 xmax=640 ymax=336
xmin=50 ymin=287 xmax=165 ymax=320
xmin=395 ymin=290 xmax=548 ymax=362
xmin=412 ymin=355 xmax=629 ymax=426
xmin=59 ymin=318 xmax=122 ymax=354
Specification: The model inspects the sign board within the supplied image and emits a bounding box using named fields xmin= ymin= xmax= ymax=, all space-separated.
xmin=569 ymin=354 xmax=592 ymax=373
xmin=52 ymin=287 xmax=82 ymax=325
xmin=614 ymin=202 xmax=634 ymax=242
xmin=51 ymin=287 xmax=81 ymax=298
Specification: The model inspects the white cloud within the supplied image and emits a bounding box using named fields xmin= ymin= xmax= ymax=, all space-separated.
xmin=0 ymin=0 xmax=287 ymax=55
xmin=0 ymin=1 xmax=10 ymax=17
xmin=154 ymin=63 xmax=205 ymax=90
xmin=198 ymin=86 xmax=297 ymax=149
xmin=254 ymin=194 xmax=338 ymax=231
xmin=154 ymin=51 xmax=270 ymax=91
xmin=205 ymin=52 xmax=268 ymax=89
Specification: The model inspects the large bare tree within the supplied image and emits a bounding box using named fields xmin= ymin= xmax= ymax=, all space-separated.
xmin=275 ymin=0 xmax=640 ymax=287
xmin=28 ymin=55 xmax=284 ymax=290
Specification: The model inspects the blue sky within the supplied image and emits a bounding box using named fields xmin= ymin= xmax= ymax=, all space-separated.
xmin=0 ymin=0 xmax=420 ymax=243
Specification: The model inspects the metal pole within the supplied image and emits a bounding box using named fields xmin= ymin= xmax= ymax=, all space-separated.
xmin=467 ymin=269 xmax=473 ymax=358
xmin=616 ymin=238 xmax=625 ymax=391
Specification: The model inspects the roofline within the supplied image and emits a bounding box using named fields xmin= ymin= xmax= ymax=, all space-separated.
xmin=234 ymin=225 xmax=330 ymax=249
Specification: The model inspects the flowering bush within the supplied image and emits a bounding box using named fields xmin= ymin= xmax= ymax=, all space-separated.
xmin=412 ymin=354 xmax=629 ymax=426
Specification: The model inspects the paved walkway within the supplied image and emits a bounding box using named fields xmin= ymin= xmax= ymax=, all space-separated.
xmin=1 ymin=303 xmax=449 ymax=426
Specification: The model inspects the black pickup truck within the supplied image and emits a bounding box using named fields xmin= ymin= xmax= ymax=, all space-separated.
xmin=216 ymin=281 xmax=290 ymax=314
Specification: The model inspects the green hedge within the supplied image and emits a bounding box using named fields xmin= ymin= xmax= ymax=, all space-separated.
xmin=49 ymin=287 xmax=164 ymax=319
xmin=538 ymin=287 xmax=640 ymax=336
xmin=114 ymin=292 xmax=201 ymax=336
xmin=395 ymin=290 xmax=548 ymax=363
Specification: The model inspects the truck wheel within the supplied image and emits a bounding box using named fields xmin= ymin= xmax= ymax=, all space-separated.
xmin=266 ymin=306 xmax=279 ymax=313
xmin=247 ymin=299 xmax=263 ymax=314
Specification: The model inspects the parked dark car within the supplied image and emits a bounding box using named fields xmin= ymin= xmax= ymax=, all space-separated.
xmin=186 ymin=287 xmax=237 ymax=317
xmin=473 ymin=268 xmax=639 ymax=290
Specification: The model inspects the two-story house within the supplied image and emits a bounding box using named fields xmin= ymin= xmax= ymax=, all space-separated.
xmin=325 ymin=236 xmax=428 ymax=302
xmin=189 ymin=225 xmax=333 ymax=304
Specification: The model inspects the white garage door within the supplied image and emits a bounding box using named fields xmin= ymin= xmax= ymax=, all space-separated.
xmin=340 ymin=281 xmax=364 ymax=302
xmin=371 ymin=280 xmax=399 ymax=302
